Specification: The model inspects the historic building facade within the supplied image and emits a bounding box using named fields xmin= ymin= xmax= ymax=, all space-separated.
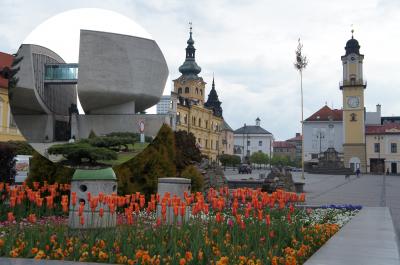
xmin=0 ymin=52 xmax=24 ymax=142
xmin=286 ymin=133 xmax=302 ymax=161
xmin=366 ymin=123 xmax=400 ymax=174
xmin=221 ymin=120 xmax=234 ymax=155
xmin=303 ymin=105 xmax=344 ymax=162
xmin=233 ymin=118 xmax=274 ymax=162
xmin=273 ymin=141 xmax=296 ymax=161
xmin=173 ymin=27 xmax=223 ymax=161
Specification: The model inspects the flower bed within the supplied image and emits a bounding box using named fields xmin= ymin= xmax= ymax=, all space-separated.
xmin=0 ymin=182 xmax=358 ymax=265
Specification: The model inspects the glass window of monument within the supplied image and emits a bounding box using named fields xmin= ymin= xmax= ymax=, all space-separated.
xmin=178 ymin=87 xmax=182 ymax=94
xmin=185 ymin=87 xmax=190 ymax=93
xmin=259 ymin=140 xmax=262 ymax=146
xmin=247 ymin=140 xmax=250 ymax=146
xmin=44 ymin=64 xmax=78 ymax=80
xmin=391 ymin=143 xmax=397 ymax=153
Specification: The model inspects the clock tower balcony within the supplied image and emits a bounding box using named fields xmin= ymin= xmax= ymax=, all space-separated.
xmin=339 ymin=79 xmax=367 ymax=90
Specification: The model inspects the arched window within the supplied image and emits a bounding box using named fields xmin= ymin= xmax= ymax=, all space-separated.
xmin=196 ymin=88 xmax=199 ymax=94
xmin=200 ymin=89 xmax=203 ymax=96
xmin=198 ymin=118 xmax=201 ymax=127
xmin=178 ymin=87 xmax=182 ymax=94
xmin=185 ymin=87 xmax=190 ymax=93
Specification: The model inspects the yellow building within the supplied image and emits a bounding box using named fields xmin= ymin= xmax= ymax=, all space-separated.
xmin=340 ymin=32 xmax=367 ymax=172
xmin=173 ymin=27 xmax=223 ymax=161
xmin=0 ymin=52 xmax=24 ymax=142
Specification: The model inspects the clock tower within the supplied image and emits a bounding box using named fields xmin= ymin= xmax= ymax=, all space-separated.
xmin=340 ymin=31 xmax=367 ymax=172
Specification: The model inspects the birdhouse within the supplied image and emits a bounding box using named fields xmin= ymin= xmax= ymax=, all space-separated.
xmin=68 ymin=168 xmax=117 ymax=228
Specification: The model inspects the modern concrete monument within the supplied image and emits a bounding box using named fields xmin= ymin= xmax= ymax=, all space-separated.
xmin=9 ymin=29 xmax=170 ymax=166
xmin=78 ymin=30 xmax=168 ymax=114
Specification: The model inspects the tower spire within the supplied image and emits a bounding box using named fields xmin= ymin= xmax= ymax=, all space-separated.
xmin=178 ymin=22 xmax=201 ymax=76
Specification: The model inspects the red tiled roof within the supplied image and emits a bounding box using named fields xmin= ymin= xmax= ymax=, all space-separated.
xmin=273 ymin=141 xmax=296 ymax=148
xmin=0 ymin=52 xmax=13 ymax=89
xmin=287 ymin=134 xmax=302 ymax=141
xmin=366 ymin=123 xmax=400 ymax=135
xmin=305 ymin=105 xmax=343 ymax=122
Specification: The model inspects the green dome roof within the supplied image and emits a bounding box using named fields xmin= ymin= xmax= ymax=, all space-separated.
xmin=72 ymin=168 xmax=116 ymax=181
xmin=178 ymin=26 xmax=201 ymax=76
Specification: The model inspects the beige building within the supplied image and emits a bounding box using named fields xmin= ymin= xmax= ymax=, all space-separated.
xmin=273 ymin=141 xmax=296 ymax=161
xmin=366 ymin=123 xmax=400 ymax=174
xmin=221 ymin=120 xmax=234 ymax=155
xmin=0 ymin=52 xmax=24 ymax=142
xmin=173 ymin=27 xmax=224 ymax=161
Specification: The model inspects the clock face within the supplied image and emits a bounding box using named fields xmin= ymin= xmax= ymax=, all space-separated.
xmin=347 ymin=96 xmax=360 ymax=108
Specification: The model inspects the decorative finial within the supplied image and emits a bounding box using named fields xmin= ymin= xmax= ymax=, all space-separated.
xmin=212 ymin=73 xmax=215 ymax=88
xmin=189 ymin=22 xmax=192 ymax=37
xmin=351 ymin=24 xmax=354 ymax=39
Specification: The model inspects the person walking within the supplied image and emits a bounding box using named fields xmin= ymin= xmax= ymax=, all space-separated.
xmin=356 ymin=168 xmax=361 ymax=178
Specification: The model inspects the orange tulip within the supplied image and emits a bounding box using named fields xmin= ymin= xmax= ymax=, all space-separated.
xmin=80 ymin=216 xmax=85 ymax=226
xmin=266 ymin=214 xmax=271 ymax=226
xmin=99 ymin=208 xmax=104 ymax=218
xmin=71 ymin=192 xmax=77 ymax=206
xmin=7 ymin=212 xmax=15 ymax=222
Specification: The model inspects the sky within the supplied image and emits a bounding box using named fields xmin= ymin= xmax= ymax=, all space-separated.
xmin=1 ymin=0 xmax=400 ymax=140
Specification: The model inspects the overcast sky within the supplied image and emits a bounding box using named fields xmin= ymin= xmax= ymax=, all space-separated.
xmin=1 ymin=0 xmax=400 ymax=140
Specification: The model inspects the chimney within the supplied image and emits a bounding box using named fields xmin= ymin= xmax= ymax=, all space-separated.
xmin=256 ymin=117 xmax=261 ymax=126
xmin=376 ymin=104 xmax=381 ymax=116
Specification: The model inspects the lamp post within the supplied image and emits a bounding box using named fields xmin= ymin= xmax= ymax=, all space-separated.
xmin=316 ymin=129 xmax=325 ymax=156
xmin=375 ymin=135 xmax=384 ymax=173
xmin=294 ymin=38 xmax=308 ymax=180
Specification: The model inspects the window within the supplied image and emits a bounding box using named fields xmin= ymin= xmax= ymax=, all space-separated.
xmin=0 ymin=99 xmax=3 ymax=127
xmin=178 ymin=87 xmax=182 ymax=94
xmin=205 ymin=139 xmax=208 ymax=148
xmin=350 ymin=113 xmax=357 ymax=122
xmin=177 ymin=112 xmax=181 ymax=124
xmin=184 ymin=114 xmax=187 ymax=124
xmin=391 ymin=143 xmax=397 ymax=153
xmin=185 ymin=87 xmax=190 ymax=93
xmin=196 ymin=88 xmax=199 ymax=94
xmin=216 ymin=141 xmax=219 ymax=149
xmin=205 ymin=120 xmax=208 ymax=129
xmin=259 ymin=141 xmax=262 ymax=146
xmin=311 ymin=154 xmax=318 ymax=159
xmin=374 ymin=143 xmax=380 ymax=153
xmin=198 ymin=118 xmax=201 ymax=127
xmin=200 ymin=89 xmax=203 ymax=96
xmin=211 ymin=140 xmax=213 ymax=150
xmin=247 ymin=140 xmax=250 ymax=146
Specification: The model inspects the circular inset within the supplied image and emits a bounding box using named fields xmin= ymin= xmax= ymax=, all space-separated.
xmin=79 ymin=198 xmax=86 ymax=205
xmin=9 ymin=8 xmax=169 ymax=169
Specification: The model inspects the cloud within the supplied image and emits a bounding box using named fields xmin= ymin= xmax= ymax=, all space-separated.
xmin=1 ymin=0 xmax=399 ymax=140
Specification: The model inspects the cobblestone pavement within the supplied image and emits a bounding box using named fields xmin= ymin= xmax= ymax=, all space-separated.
xmin=292 ymin=172 xmax=400 ymax=245
xmin=225 ymin=170 xmax=400 ymax=241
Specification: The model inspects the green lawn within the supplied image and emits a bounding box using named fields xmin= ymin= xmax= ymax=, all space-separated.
xmin=99 ymin=142 xmax=149 ymax=166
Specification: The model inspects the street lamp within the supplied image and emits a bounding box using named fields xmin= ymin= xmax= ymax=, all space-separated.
xmin=316 ymin=130 xmax=325 ymax=156
xmin=294 ymin=38 xmax=308 ymax=180
xmin=375 ymin=135 xmax=384 ymax=173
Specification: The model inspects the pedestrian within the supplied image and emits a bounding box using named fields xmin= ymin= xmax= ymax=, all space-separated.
xmin=356 ymin=168 xmax=360 ymax=178
xmin=386 ymin=168 xmax=390 ymax=175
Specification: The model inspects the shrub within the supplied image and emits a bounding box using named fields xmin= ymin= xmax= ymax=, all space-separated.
xmin=7 ymin=141 xmax=34 ymax=155
xmin=181 ymin=165 xmax=204 ymax=192
xmin=0 ymin=142 xmax=16 ymax=183
xmin=48 ymin=143 xmax=117 ymax=165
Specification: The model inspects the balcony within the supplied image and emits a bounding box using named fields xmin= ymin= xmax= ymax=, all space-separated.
xmin=339 ymin=79 xmax=367 ymax=89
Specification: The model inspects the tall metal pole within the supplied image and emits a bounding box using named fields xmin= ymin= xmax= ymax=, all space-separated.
xmin=300 ymin=70 xmax=305 ymax=180
xmin=295 ymin=38 xmax=308 ymax=181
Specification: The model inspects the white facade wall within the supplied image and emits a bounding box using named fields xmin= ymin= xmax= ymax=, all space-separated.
xmin=303 ymin=121 xmax=343 ymax=161
xmin=234 ymin=134 xmax=273 ymax=161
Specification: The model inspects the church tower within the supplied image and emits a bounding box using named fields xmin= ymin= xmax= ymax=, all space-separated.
xmin=204 ymin=77 xmax=223 ymax=117
xmin=340 ymin=30 xmax=367 ymax=172
xmin=173 ymin=24 xmax=206 ymax=104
